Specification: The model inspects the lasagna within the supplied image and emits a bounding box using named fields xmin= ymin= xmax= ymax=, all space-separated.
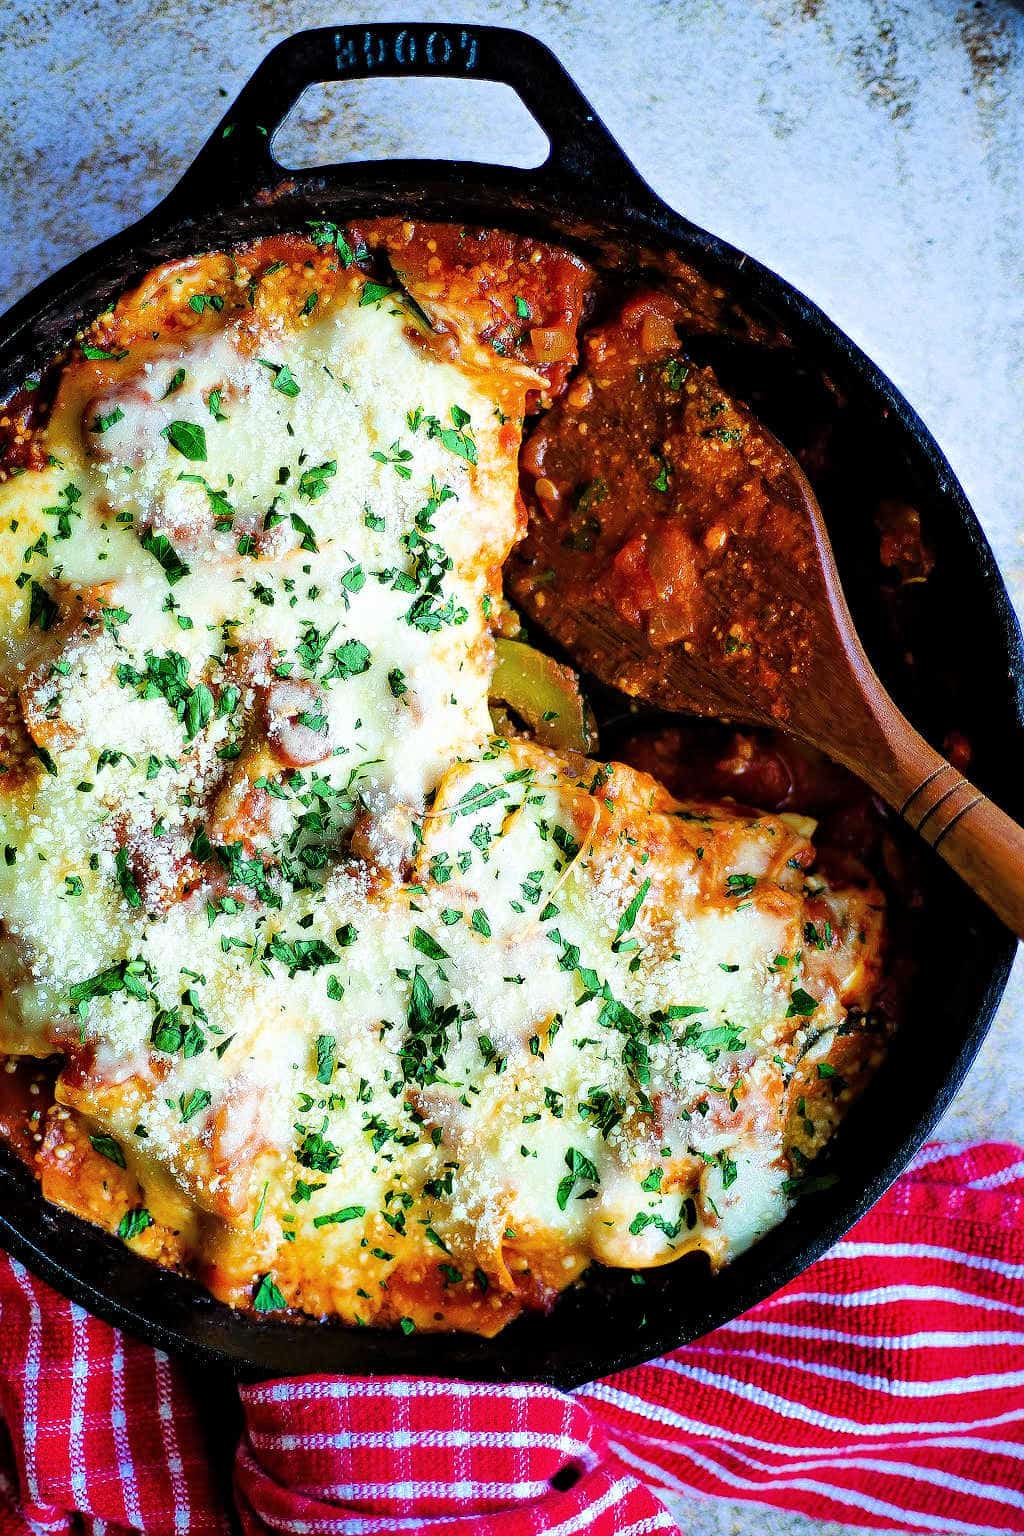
xmin=0 ymin=223 xmax=887 ymax=1334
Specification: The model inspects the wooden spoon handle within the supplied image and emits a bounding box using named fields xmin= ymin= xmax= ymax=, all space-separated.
xmin=872 ymin=714 xmax=1024 ymax=940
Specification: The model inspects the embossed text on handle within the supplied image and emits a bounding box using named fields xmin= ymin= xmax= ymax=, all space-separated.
xmin=334 ymin=27 xmax=479 ymax=74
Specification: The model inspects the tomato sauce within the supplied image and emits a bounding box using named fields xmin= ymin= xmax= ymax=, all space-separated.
xmin=509 ymin=292 xmax=821 ymax=715
xmin=0 ymin=1056 xmax=54 ymax=1167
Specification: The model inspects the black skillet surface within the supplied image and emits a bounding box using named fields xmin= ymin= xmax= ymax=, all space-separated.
xmin=0 ymin=24 xmax=1020 ymax=1387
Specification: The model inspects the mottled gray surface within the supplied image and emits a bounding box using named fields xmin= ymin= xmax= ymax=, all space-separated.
xmin=2 ymin=1 xmax=1023 ymax=1532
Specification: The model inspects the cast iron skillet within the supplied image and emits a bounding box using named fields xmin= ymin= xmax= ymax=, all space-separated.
xmin=0 ymin=23 xmax=1021 ymax=1388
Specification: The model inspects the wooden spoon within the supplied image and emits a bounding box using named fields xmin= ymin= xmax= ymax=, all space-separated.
xmin=508 ymin=339 xmax=1024 ymax=939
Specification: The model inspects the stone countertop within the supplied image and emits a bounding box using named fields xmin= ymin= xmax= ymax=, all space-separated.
xmin=2 ymin=2 xmax=1022 ymax=1532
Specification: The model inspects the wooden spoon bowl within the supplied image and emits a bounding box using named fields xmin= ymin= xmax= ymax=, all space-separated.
xmin=509 ymin=313 xmax=1024 ymax=938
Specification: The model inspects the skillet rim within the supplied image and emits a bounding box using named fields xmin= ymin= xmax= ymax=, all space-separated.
xmin=0 ymin=22 xmax=1019 ymax=1387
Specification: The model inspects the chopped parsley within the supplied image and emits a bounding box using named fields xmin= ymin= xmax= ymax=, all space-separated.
xmin=265 ymin=934 xmax=339 ymax=977
xmin=650 ymin=454 xmax=671 ymax=493
xmin=27 ymin=580 xmax=59 ymax=632
xmin=371 ymin=440 xmax=414 ymax=479
xmin=787 ymin=987 xmax=819 ymax=1018
xmin=323 ymin=639 xmax=371 ymax=680
xmin=296 ymin=1128 xmax=341 ymax=1173
xmin=359 ymin=281 xmax=394 ymax=307
xmin=115 ymin=651 xmax=212 ymax=741
xmin=298 ymin=461 xmax=336 ymax=501
xmin=178 ymin=1087 xmax=211 ymax=1123
xmin=90 ymin=406 xmax=125 ymax=434
xmin=161 ymin=421 xmax=207 ymax=461
xmin=313 ymin=1205 xmax=365 ymax=1227
xmin=90 ymin=1133 xmax=126 ymax=1168
xmin=114 ymin=847 xmax=142 ymax=909
xmin=118 ymin=1207 xmax=154 ymax=1241
xmin=613 ymin=877 xmax=650 ymax=950
xmin=556 ymin=1147 xmax=600 ymax=1210
xmin=69 ymin=956 xmax=154 ymax=1021
xmin=629 ymin=1210 xmax=683 ymax=1240
xmin=252 ymin=1273 xmax=287 ymax=1312
xmin=306 ymin=221 xmax=362 ymax=266
xmin=411 ymin=927 xmax=449 ymax=961
xmin=415 ymin=405 xmax=478 ymax=466
xmin=82 ymin=343 xmax=128 ymax=361
xmin=315 ymin=1033 xmax=336 ymax=1084
xmin=139 ymin=530 xmax=190 ymax=586
xmin=400 ymin=968 xmax=462 ymax=1087
xmin=188 ymin=293 xmax=225 ymax=315
xmin=258 ymin=359 xmax=301 ymax=397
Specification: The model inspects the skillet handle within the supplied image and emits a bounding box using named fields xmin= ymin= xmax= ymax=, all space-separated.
xmin=163 ymin=23 xmax=655 ymax=213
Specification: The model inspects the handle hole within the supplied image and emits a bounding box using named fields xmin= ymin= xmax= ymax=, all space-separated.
xmin=273 ymin=78 xmax=549 ymax=171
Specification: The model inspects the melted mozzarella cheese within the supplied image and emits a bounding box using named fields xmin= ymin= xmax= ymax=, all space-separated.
xmin=0 ymin=240 xmax=886 ymax=1335
xmin=1 ymin=281 xmax=518 ymax=814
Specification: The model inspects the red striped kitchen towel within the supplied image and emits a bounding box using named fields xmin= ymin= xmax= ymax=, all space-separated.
xmin=0 ymin=1140 xmax=1021 ymax=1535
